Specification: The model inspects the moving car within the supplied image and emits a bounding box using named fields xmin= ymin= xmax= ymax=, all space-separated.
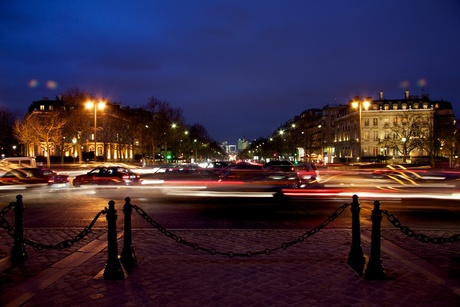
xmin=262 ymin=160 xmax=296 ymax=172
xmin=295 ymin=163 xmax=320 ymax=187
xmin=0 ymin=167 xmax=70 ymax=188
xmin=73 ymin=166 xmax=141 ymax=187
xmin=263 ymin=160 xmax=320 ymax=188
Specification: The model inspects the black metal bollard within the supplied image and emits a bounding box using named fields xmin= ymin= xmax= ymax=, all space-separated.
xmin=347 ymin=194 xmax=365 ymax=272
xmin=103 ymin=200 xmax=127 ymax=280
xmin=365 ymin=200 xmax=386 ymax=280
xmin=10 ymin=195 xmax=28 ymax=265
xmin=120 ymin=197 xmax=137 ymax=272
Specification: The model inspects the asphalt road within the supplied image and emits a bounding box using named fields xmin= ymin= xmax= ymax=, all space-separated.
xmin=0 ymin=183 xmax=458 ymax=232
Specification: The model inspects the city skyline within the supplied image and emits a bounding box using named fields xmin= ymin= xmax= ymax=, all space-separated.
xmin=1 ymin=0 xmax=459 ymax=144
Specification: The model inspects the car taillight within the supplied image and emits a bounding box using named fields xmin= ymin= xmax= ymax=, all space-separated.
xmin=48 ymin=179 xmax=54 ymax=183
xmin=122 ymin=175 xmax=129 ymax=179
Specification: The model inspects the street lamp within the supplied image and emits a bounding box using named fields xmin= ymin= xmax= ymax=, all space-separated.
xmin=351 ymin=98 xmax=370 ymax=162
xmin=85 ymin=101 xmax=105 ymax=161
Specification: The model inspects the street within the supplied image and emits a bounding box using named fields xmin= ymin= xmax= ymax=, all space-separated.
xmin=0 ymin=169 xmax=459 ymax=231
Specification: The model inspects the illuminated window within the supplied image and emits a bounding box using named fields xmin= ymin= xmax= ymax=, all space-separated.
xmin=364 ymin=131 xmax=370 ymax=140
xmin=373 ymin=146 xmax=379 ymax=156
xmin=40 ymin=105 xmax=45 ymax=110
xmin=384 ymin=131 xmax=391 ymax=139
xmin=373 ymin=131 xmax=379 ymax=140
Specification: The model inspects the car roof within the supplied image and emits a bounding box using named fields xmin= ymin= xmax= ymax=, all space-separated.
xmin=263 ymin=160 xmax=294 ymax=167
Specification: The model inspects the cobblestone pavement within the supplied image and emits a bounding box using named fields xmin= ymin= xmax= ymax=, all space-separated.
xmin=1 ymin=227 xmax=460 ymax=307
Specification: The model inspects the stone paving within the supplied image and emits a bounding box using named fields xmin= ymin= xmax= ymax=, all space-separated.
xmin=1 ymin=227 xmax=460 ymax=306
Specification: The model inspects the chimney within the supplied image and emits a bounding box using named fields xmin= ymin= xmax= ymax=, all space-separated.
xmin=405 ymin=90 xmax=410 ymax=100
xmin=379 ymin=91 xmax=384 ymax=100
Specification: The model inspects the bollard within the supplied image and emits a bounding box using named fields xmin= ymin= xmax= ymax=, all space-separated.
xmin=365 ymin=200 xmax=386 ymax=280
xmin=347 ymin=194 xmax=365 ymax=272
xmin=10 ymin=195 xmax=28 ymax=264
xmin=120 ymin=197 xmax=137 ymax=272
xmin=103 ymin=200 xmax=127 ymax=280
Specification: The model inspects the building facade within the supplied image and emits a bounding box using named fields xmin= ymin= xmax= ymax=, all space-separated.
xmin=333 ymin=91 xmax=455 ymax=164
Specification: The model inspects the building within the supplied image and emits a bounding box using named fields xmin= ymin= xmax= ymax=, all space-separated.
xmin=333 ymin=91 xmax=455 ymax=164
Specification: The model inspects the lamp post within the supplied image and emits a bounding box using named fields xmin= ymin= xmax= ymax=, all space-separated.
xmin=351 ymin=98 xmax=370 ymax=162
xmin=86 ymin=101 xmax=105 ymax=161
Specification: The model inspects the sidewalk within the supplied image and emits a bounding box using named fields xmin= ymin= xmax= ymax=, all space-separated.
xmin=1 ymin=227 xmax=460 ymax=306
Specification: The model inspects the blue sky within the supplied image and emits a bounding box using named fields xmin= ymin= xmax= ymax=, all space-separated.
xmin=1 ymin=0 xmax=459 ymax=144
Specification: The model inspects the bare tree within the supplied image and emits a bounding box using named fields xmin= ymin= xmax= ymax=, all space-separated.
xmin=60 ymin=88 xmax=95 ymax=163
xmin=144 ymin=97 xmax=186 ymax=161
xmin=14 ymin=111 xmax=67 ymax=167
xmin=0 ymin=107 xmax=18 ymax=157
xmin=384 ymin=113 xmax=431 ymax=163
xmin=13 ymin=114 xmax=39 ymax=157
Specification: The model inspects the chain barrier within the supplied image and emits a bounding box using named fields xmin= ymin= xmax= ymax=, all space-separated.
xmin=0 ymin=202 xmax=107 ymax=250
xmin=383 ymin=210 xmax=460 ymax=244
xmin=132 ymin=203 xmax=350 ymax=257
xmin=0 ymin=202 xmax=15 ymax=236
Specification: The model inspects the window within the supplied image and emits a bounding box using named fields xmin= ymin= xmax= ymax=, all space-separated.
xmin=49 ymin=105 xmax=54 ymax=111
xmin=364 ymin=118 xmax=369 ymax=126
xmin=393 ymin=117 xmax=398 ymax=125
xmin=364 ymin=131 xmax=370 ymax=140
xmin=40 ymin=105 xmax=45 ymax=110
xmin=384 ymin=104 xmax=389 ymax=110
xmin=384 ymin=131 xmax=391 ymax=139
xmin=373 ymin=131 xmax=379 ymax=140
xmin=373 ymin=146 xmax=379 ymax=156
xmin=393 ymin=104 xmax=398 ymax=110
xmin=373 ymin=118 xmax=378 ymax=126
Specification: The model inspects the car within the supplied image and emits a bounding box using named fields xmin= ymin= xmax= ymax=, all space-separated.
xmin=295 ymin=163 xmax=320 ymax=186
xmin=0 ymin=168 xmax=33 ymax=185
xmin=201 ymin=161 xmax=233 ymax=172
xmin=73 ymin=166 xmax=141 ymax=187
xmin=0 ymin=167 xmax=70 ymax=188
xmin=21 ymin=167 xmax=70 ymax=187
xmin=262 ymin=160 xmax=296 ymax=172
xmin=263 ymin=160 xmax=320 ymax=188
xmin=217 ymin=162 xmax=264 ymax=181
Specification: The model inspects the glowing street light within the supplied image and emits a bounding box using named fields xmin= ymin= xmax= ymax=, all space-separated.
xmin=351 ymin=98 xmax=370 ymax=162
xmin=86 ymin=101 xmax=105 ymax=160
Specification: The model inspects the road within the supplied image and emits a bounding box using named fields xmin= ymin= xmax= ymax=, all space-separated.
xmin=0 ymin=172 xmax=459 ymax=232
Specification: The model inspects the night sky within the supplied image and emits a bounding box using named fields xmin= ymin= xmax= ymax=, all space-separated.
xmin=1 ymin=0 xmax=459 ymax=144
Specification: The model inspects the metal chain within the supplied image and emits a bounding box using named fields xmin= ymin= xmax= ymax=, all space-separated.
xmin=383 ymin=210 xmax=460 ymax=244
xmin=1 ymin=206 xmax=107 ymax=250
xmin=0 ymin=202 xmax=16 ymax=237
xmin=132 ymin=203 xmax=350 ymax=257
